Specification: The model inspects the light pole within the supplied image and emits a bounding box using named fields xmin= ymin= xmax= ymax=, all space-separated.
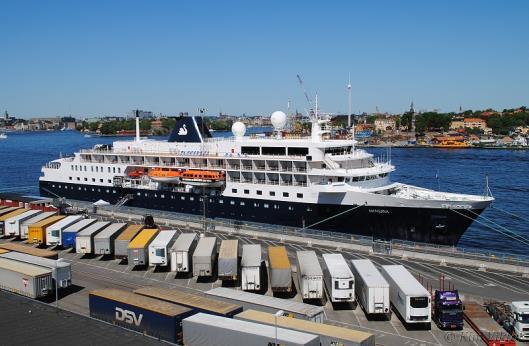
xmin=274 ymin=310 xmax=284 ymax=345
xmin=55 ymin=259 xmax=62 ymax=308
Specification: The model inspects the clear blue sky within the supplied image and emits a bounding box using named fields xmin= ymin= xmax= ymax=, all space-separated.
xmin=1 ymin=0 xmax=528 ymax=118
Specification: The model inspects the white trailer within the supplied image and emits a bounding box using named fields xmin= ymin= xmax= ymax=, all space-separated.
xmin=76 ymin=221 xmax=109 ymax=254
xmin=148 ymin=230 xmax=177 ymax=267
xmin=241 ymin=244 xmax=261 ymax=291
xmin=46 ymin=215 xmax=84 ymax=246
xmin=170 ymin=232 xmax=197 ymax=273
xmin=19 ymin=212 xmax=56 ymax=240
xmin=322 ymin=253 xmax=355 ymax=303
xmin=193 ymin=237 xmax=217 ymax=277
xmin=93 ymin=223 xmax=127 ymax=255
xmin=380 ymin=265 xmax=431 ymax=325
xmin=350 ymin=259 xmax=390 ymax=318
xmin=296 ymin=251 xmax=324 ymax=301
xmin=4 ymin=210 xmax=42 ymax=237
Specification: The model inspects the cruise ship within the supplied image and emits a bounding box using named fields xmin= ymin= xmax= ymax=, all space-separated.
xmin=39 ymin=110 xmax=494 ymax=246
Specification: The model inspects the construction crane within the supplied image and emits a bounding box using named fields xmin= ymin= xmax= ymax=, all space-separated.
xmin=296 ymin=74 xmax=313 ymax=107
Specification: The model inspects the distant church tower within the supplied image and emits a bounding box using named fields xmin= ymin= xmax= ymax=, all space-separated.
xmin=409 ymin=101 xmax=415 ymax=114
xmin=4 ymin=111 xmax=8 ymax=120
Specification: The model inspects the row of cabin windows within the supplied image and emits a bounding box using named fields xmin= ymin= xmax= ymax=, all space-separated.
xmin=328 ymin=173 xmax=389 ymax=183
xmin=71 ymin=165 xmax=121 ymax=174
xmin=231 ymin=188 xmax=303 ymax=199
xmin=241 ymin=146 xmax=309 ymax=156
xmin=69 ymin=177 xmax=112 ymax=184
xmin=52 ymin=184 xmax=116 ymax=194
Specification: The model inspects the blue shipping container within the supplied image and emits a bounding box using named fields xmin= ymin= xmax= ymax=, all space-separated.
xmin=89 ymin=289 xmax=193 ymax=344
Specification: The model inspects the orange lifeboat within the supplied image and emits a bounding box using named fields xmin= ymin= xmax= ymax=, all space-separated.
xmin=148 ymin=168 xmax=183 ymax=183
xmin=181 ymin=170 xmax=225 ymax=187
xmin=128 ymin=168 xmax=146 ymax=179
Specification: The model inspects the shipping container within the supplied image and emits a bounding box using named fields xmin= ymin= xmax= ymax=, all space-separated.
xmin=93 ymin=223 xmax=127 ymax=255
xmin=45 ymin=215 xmax=85 ymax=246
xmin=350 ymin=259 xmax=390 ymax=317
xmin=0 ymin=208 xmax=28 ymax=234
xmin=218 ymin=239 xmax=238 ymax=281
xmin=322 ymin=253 xmax=355 ymax=303
xmin=114 ymin=224 xmax=144 ymax=259
xmin=134 ymin=286 xmax=243 ymax=317
xmin=0 ymin=257 xmax=53 ymax=298
xmin=296 ymin=251 xmax=324 ymax=300
xmin=193 ymin=237 xmax=217 ymax=277
xmin=0 ymin=251 xmax=72 ymax=288
xmin=76 ymin=221 xmax=110 ymax=254
xmin=127 ymin=228 xmax=159 ymax=266
xmin=28 ymin=215 xmax=65 ymax=245
xmin=206 ymin=287 xmax=325 ymax=322
xmin=183 ymin=312 xmax=320 ymax=346
xmin=62 ymin=218 xmax=97 ymax=248
xmin=268 ymin=246 xmax=292 ymax=293
xmin=19 ymin=212 xmax=57 ymax=240
xmin=0 ymin=242 xmax=58 ymax=259
xmin=170 ymin=232 xmax=197 ymax=273
xmin=241 ymin=244 xmax=261 ymax=291
xmin=3 ymin=210 xmax=42 ymax=237
xmin=148 ymin=230 xmax=177 ymax=267
xmin=236 ymin=309 xmax=375 ymax=346
xmin=89 ymin=288 xmax=193 ymax=344
xmin=381 ymin=265 xmax=431 ymax=325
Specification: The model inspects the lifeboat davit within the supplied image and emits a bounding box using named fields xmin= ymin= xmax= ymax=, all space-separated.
xmin=181 ymin=170 xmax=225 ymax=187
xmin=148 ymin=168 xmax=183 ymax=183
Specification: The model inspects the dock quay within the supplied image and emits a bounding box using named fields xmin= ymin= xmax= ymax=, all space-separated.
xmin=0 ymin=200 xmax=528 ymax=345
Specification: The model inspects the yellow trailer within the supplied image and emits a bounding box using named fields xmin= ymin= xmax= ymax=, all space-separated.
xmin=127 ymin=228 xmax=159 ymax=266
xmin=27 ymin=215 xmax=65 ymax=245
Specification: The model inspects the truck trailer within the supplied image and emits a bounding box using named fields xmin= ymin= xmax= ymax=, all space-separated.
xmin=380 ymin=265 xmax=431 ymax=325
xmin=268 ymin=246 xmax=292 ymax=293
xmin=183 ymin=313 xmax=320 ymax=346
xmin=3 ymin=210 xmax=42 ymax=237
xmin=76 ymin=221 xmax=110 ymax=254
xmin=0 ymin=251 xmax=72 ymax=288
xmin=486 ymin=301 xmax=529 ymax=341
xmin=114 ymin=224 xmax=144 ymax=259
xmin=218 ymin=239 xmax=238 ymax=281
xmin=296 ymin=250 xmax=324 ymax=301
xmin=93 ymin=223 xmax=127 ymax=255
xmin=19 ymin=211 xmax=56 ymax=240
xmin=350 ymin=259 xmax=390 ymax=318
xmin=236 ymin=309 xmax=375 ymax=346
xmin=464 ymin=302 xmax=516 ymax=346
xmin=322 ymin=253 xmax=355 ymax=304
xmin=134 ymin=286 xmax=243 ymax=317
xmin=127 ymin=228 xmax=159 ymax=266
xmin=169 ymin=232 xmax=197 ymax=273
xmin=89 ymin=288 xmax=193 ymax=344
xmin=0 ymin=242 xmax=58 ymax=259
xmin=241 ymin=244 xmax=261 ymax=291
xmin=193 ymin=237 xmax=217 ymax=277
xmin=148 ymin=230 xmax=177 ymax=267
xmin=61 ymin=218 xmax=97 ymax=248
xmin=0 ymin=208 xmax=27 ymax=235
xmin=0 ymin=257 xmax=53 ymax=298
xmin=45 ymin=215 xmax=84 ymax=246
xmin=28 ymin=215 xmax=65 ymax=245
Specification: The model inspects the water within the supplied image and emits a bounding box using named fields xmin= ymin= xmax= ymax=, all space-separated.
xmin=1 ymin=131 xmax=527 ymax=255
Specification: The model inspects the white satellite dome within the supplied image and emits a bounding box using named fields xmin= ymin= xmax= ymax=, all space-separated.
xmin=231 ymin=121 xmax=246 ymax=137
xmin=270 ymin=111 xmax=287 ymax=130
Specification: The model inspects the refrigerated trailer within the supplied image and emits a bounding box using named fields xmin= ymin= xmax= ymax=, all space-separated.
xmin=296 ymin=251 xmax=324 ymax=301
xmin=3 ymin=210 xmax=42 ymax=237
xmin=218 ymin=239 xmax=238 ymax=281
xmin=193 ymin=237 xmax=217 ymax=277
xmin=380 ymin=265 xmax=431 ymax=325
xmin=268 ymin=246 xmax=292 ymax=293
xmin=0 ymin=251 xmax=72 ymax=288
xmin=0 ymin=208 xmax=27 ymax=235
xmin=206 ymin=287 xmax=325 ymax=322
xmin=148 ymin=230 xmax=177 ymax=267
xmin=236 ymin=309 xmax=375 ymax=346
xmin=93 ymin=223 xmax=127 ymax=255
xmin=169 ymin=232 xmax=197 ymax=273
xmin=62 ymin=218 xmax=97 ymax=248
xmin=76 ymin=221 xmax=110 ymax=254
xmin=241 ymin=244 xmax=261 ymax=291
xmin=46 ymin=215 xmax=84 ymax=246
xmin=89 ymin=288 xmax=193 ymax=344
xmin=19 ymin=212 xmax=56 ymax=240
xmin=322 ymin=253 xmax=355 ymax=303
xmin=114 ymin=224 xmax=144 ymax=259
xmin=183 ymin=313 xmax=320 ymax=346
xmin=28 ymin=215 xmax=65 ymax=245
xmin=134 ymin=286 xmax=243 ymax=317
xmin=350 ymin=259 xmax=390 ymax=318
xmin=0 ymin=257 xmax=53 ymax=298
xmin=127 ymin=228 xmax=159 ymax=266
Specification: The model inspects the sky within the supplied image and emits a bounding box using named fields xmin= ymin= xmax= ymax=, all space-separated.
xmin=1 ymin=1 xmax=528 ymax=118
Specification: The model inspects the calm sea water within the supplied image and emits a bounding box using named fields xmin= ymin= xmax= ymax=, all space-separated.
xmin=1 ymin=131 xmax=527 ymax=255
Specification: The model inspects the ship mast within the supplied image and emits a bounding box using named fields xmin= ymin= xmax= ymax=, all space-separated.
xmin=347 ymin=74 xmax=355 ymax=151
